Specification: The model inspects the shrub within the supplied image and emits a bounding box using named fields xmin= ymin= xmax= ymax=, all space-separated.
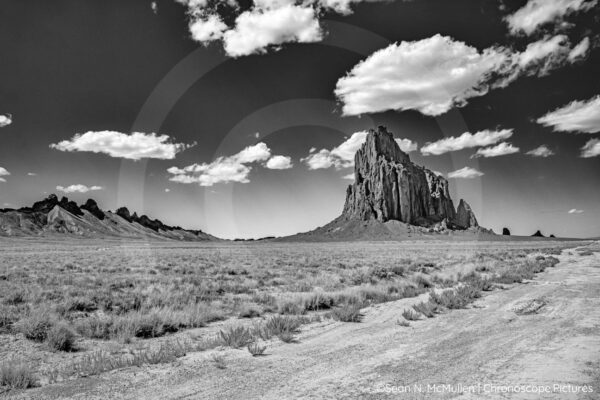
xmin=402 ymin=309 xmax=420 ymax=321
xmin=413 ymin=275 xmax=433 ymax=289
xmin=219 ymin=326 xmax=253 ymax=348
xmin=278 ymin=300 xmax=305 ymax=315
xmin=46 ymin=322 xmax=77 ymax=352
xmin=330 ymin=304 xmax=363 ymax=322
xmin=0 ymin=361 xmax=37 ymax=389
xmin=277 ymin=332 xmax=296 ymax=343
xmin=15 ymin=311 xmax=55 ymax=342
xmin=238 ymin=304 xmax=262 ymax=319
xmin=304 ymin=293 xmax=335 ymax=311
xmin=74 ymin=316 xmax=112 ymax=340
xmin=412 ymin=302 xmax=435 ymax=318
xmin=212 ymin=354 xmax=226 ymax=369
xmin=247 ymin=342 xmax=267 ymax=356
xmin=254 ymin=315 xmax=302 ymax=340
xmin=396 ymin=319 xmax=410 ymax=327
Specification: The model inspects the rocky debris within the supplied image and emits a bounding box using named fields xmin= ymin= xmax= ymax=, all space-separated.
xmin=532 ymin=230 xmax=545 ymax=238
xmin=503 ymin=227 xmax=511 ymax=236
xmin=81 ymin=199 xmax=105 ymax=220
xmin=342 ymin=126 xmax=457 ymax=226
xmin=455 ymin=199 xmax=479 ymax=229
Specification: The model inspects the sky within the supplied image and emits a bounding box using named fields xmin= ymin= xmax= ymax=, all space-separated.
xmin=0 ymin=0 xmax=599 ymax=239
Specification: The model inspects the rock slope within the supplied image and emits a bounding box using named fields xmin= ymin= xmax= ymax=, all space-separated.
xmin=0 ymin=195 xmax=215 ymax=241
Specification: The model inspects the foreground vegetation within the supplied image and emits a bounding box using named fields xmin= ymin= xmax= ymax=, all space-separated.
xmin=0 ymin=239 xmax=578 ymax=390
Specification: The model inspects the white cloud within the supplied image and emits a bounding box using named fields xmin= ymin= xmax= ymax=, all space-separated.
xmin=301 ymin=130 xmax=368 ymax=170
xmin=151 ymin=1 xmax=158 ymax=13
xmin=0 ymin=167 xmax=9 ymax=182
xmin=50 ymin=131 xmax=193 ymax=160
xmin=395 ymin=138 xmax=418 ymax=153
xmin=581 ymin=138 xmax=600 ymax=158
xmin=335 ymin=33 xmax=590 ymax=117
xmin=505 ymin=0 xmax=597 ymax=36
xmin=265 ymin=155 xmax=293 ymax=169
xmin=447 ymin=167 xmax=484 ymax=179
xmin=165 ymin=188 xmax=171 ymax=192
xmin=472 ymin=142 xmax=520 ymax=158
xmin=537 ymin=95 xmax=600 ymax=134
xmin=568 ymin=208 xmax=584 ymax=214
xmin=526 ymin=145 xmax=554 ymax=158
xmin=335 ymin=35 xmax=512 ymax=116
xmin=342 ymin=173 xmax=355 ymax=180
xmin=27 ymin=172 xmax=37 ymax=176
xmin=224 ymin=5 xmax=322 ymax=57
xmin=0 ymin=114 xmax=12 ymax=127
xmin=568 ymin=37 xmax=591 ymax=62
xmin=167 ymin=142 xmax=277 ymax=186
xmin=56 ymin=184 xmax=103 ymax=194
xmin=177 ymin=0 xmax=389 ymax=57
xmin=421 ymin=129 xmax=514 ymax=156
xmin=189 ymin=14 xmax=227 ymax=42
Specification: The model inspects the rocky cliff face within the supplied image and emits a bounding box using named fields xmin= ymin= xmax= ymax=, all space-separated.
xmin=342 ymin=126 xmax=477 ymax=229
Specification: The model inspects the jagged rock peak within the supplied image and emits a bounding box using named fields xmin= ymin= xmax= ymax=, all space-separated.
xmin=116 ymin=207 xmax=132 ymax=222
xmin=532 ymin=230 xmax=545 ymax=237
xmin=81 ymin=199 xmax=105 ymax=220
xmin=455 ymin=199 xmax=478 ymax=229
xmin=342 ymin=126 xmax=457 ymax=226
xmin=502 ymin=227 xmax=511 ymax=235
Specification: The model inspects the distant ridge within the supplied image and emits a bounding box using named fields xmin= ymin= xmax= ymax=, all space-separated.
xmin=0 ymin=194 xmax=216 ymax=241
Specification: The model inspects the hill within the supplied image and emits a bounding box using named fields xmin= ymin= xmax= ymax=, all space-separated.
xmin=0 ymin=194 xmax=216 ymax=241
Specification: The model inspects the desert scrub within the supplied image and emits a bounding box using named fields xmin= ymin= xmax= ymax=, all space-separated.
xmin=219 ymin=326 xmax=253 ymax=348
xmin=412 ymin=301 xmax=435 ymax=318
xmin=402 ymin=309 xmax=420 ymax=321
xmin=0 ymin=361 xmax=37 ymax=389
xmin=46 ymin=322 xmax=77 ymax=352
xmin=211 ymin=354 xmax=226 ymax=369
xmin=15 ymin=310 xmax=55 ymax=342
xmin=247 ymin=342 xmax=267 ymax=356
xmin=330 ymin=303 xmax=363 ymax=322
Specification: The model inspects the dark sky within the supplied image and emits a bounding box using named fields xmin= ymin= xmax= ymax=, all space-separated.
xmin=0 ymin=0 xmax=599 ymax=239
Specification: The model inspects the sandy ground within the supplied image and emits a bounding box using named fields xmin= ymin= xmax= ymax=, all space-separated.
xmin=5 ymin=245 xmax=600 ymax=400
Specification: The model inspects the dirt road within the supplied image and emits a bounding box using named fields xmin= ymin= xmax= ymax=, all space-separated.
xmin=12 ymin=245 xmax=600 ymax=400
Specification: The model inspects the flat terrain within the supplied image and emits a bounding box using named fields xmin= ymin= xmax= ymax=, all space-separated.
xmin=0 ymin=239 xmax=598 ymax=399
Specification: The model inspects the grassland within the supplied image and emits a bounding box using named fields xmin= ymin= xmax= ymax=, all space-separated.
xmin=0 ymin=238 xmax=587 ymax=393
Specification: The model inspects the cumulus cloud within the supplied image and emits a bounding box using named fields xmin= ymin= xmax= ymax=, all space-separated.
xmin=168 ymin=142 xmax=282 ymax=186
xmin=395 ymin=138 xmax=418 ymax=153
xmin=176 ymin=0 xmax=389 ymax=57
xmin=335 ymin=33 xmax=590 ymax=117
xmin=537 ymin=95 xmax=600 ymax=134
xmin=526 ymin=145 xmax=554 ymax=157
xmin=223 ymin=5 xmax=322 ymax=57
xmin=421 ymin=129 xmax=514 ymax=156
xmin=581 ymin=138 xmax=600 ymax=158
xmin=335 ymin=35 xmax=512 ymax=116
xmin=342 ymin=173 xmax=355 ymax=180
xmin=56 ymin=184 xmax=103 ymax=194
xmin=505 ymin=0 xmax=597 ymax=36
xmin=568 ymin=208 xmax=584 ymax=214
xmin=0 ymin=114 xmax=12 ymax=128
xmin=301 ymin=131 xmax=367 ymax=170
xmin=447 ymin=167 xmax=484 ymax=179
xmin=0 ymin=167 xmax=9 ymax=182
xmin=472 ymin=142 xmax=520 ymax=158
xmin=265 ymin=155 xmax=293 ymax=169
xmin=50 ymin=131 xmax=194 ymax=160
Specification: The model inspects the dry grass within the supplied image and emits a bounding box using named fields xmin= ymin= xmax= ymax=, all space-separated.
xmin=0 ymin=239 xmax=581 ymax=390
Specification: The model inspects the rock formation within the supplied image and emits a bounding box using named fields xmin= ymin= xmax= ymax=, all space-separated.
xmin=342 ymin=126 xmax=478 ymax=229
xmin=1 ymin=195 xmax=215 ymax=240
xmin=455 ymin=199 xmax=479 ymax=229
xmin=502 ymin=227 xmax=511 ymax=236
xmin=532 ymin=230 xmax=545 ymax=237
